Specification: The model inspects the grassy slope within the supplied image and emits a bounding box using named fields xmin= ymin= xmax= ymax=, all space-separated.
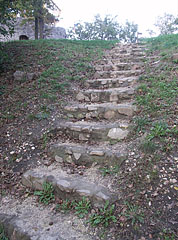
xmin=0 ymin=36 xmax=178 ymax=239
xmin=0 ymin=39 xmax=117 ymax=125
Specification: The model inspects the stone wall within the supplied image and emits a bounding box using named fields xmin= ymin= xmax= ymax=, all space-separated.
xmin=0 ymin=18 xmax=67 ymax=41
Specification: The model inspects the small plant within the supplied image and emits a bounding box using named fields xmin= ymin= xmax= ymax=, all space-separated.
xmin=75 ymin=197 xmax=91 ymax=218
xmin=133 ymin=116 xmax=149 ymax=133
xmin=0 ymin=225 xmax=8 ymax=240
xmin=89 ymin=200 xmax=117 ymax=227
xmin=56 ymin=199 xmax=76 ymax=213
xmin=122 ymin=202 xmax=144 ymax=226
xmin=100 ymin=165 xmax=119 ymax=177
xmin=139 ymin=139 xmax=157 ymax=153
xmin=159 ymin=228 xmax=176 ymax=240
xmin=74 ymin=197 xmax=91 ymax=218
xmin=34 ymin=182 xmax=55 ymax=205
xmin=147 ymin=121 xmax=169 ymax=140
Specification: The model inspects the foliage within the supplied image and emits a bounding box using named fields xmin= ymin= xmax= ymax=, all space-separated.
xmin=56 ymin=199 xmax=76 ymax=213
xmin=154 ymin=13 xmax=178 ymax=35
xmin=100 ymin=165 xmax=119 ymax=176
xmin=122 ymin=202 xmax=144 ymax=225
xmin=68 ymin=14 xmax=138 ymax=43
xmin=68 ymin=14 xmax=120 ymax=41
xmin=89 ymin=200 xmax=117 ymax=227
xmin=0 ymin=0 xmax=19 ymax=36
xmin=74 ymin=197 xmax=91 ymax=218
xmin=0 ymin=0 xmax=60 ymax=38
xmin=119 ymin=20 xmax=138 ymax=43
xmin=0 ymin=225 xmax=8 ymax=240
xmin=34 ymin=182 xmax=55 ymax=204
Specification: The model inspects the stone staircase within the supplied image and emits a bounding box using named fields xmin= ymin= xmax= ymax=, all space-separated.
xmin=0 ymin=43 xmax=145 ymax=239
xmin=21 ymin=42 xmax=145 ymax=206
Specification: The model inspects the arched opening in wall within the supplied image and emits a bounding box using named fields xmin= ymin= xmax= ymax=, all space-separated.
xmin=19 ymin=35 xmax=29 ymax=40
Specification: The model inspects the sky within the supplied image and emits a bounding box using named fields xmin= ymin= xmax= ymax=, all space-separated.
xmin=54 ymin=0 xmax=178 ymax=36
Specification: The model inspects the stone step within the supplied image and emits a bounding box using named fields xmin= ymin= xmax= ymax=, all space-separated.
xmin=76 ymin=87 xmax=135 ymax=103
xmin=85 ymin=76 xmax=138 ymax=89
xmin=93 ymin=69 xmax=142 ymax=79
xmin=50 ymin=142 xmax=127 ymax=167
xmin=0 ymin=199 xmax=93 ymax=240
xmin=22 ymin=164 xmax=117 ymax=206
xmin=105 ymin=51 xmax=145 ymax=59
xmin=95 ymin=62 xmax=143 ymax=72
xmin=64 ymin=102 xmax=136 ymax=120
xmin=55 ymin=120 xmax=130 ymax=142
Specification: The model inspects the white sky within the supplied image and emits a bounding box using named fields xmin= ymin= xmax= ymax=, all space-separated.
xmin=54 ymin=0 xmax=178 ymax=36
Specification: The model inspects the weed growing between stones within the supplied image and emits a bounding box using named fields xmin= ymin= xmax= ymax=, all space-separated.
xmin=34 ymin=182 xmax=55 ymax=205
xmin=0 ymin=225 xmax=8 ymax=240
xmin=89 ymin=200 xmax=117 ymax=227
xmin=99 ymin=165 xmax=120 ymax=177
xmin=74 ymin=197 xmax=91 ymax=218
xmin=121 ymin=202 xmax=144 ymax=226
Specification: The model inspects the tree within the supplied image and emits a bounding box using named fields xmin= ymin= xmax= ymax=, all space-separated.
xmin=0 ymin=0 xmax=19 ymax=36
xmin=67 ymin=15 xmax=139 ymax=43
xmin=19 ymin=0 xmax=61 ymax=39
xmin=154 ymin=13 xmax=178 ymax=35
xmin=68 ymin=15 xmax=120 ymax=40
xmin=119 ymin=20 xmax=138 ymax=43
xmin=0 ymin=0 xmax=60 ymax=39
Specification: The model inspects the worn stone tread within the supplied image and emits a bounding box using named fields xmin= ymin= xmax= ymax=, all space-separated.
xmin=85 ymin=76 xmax=138 ymax=89
xmin=55 ymin=120 xmax=130 ymax=142
xmin=0 ymin=198 xmax=94 ymax=240
xmin=76 ymin=86 xmax=135 ymax=103
xmin=95 ymin=62 xmax=143 ymax=71
xmin=49 ymin=142 xmax=127 ymax=166
xmin=94 ymin=69 xmax=142 ymax=79
xmin=64 ymin=102 xmax=136 ymax=120
xmin=22 ymin=165 xmax=117 ymax=206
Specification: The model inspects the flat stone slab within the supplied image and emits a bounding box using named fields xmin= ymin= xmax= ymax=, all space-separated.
xmin=22 ymin=165 xmax=117 ymax=206
xmin=95 ymin=62 xmax=143 ymax=72
xmin=49 ymin=142 xmax=127 ymax=166
xmin=0 ymin=197 xmax=93 ymax=240
xmin=56 ymin=120 xmax=130 ymax=142
xmin=76 ymin=87 xmax=135 ymax=103
xmin=64 ymin=102 xmax=136 ymax=120
xmin=93 ymin=69 xmax=142 ymax=79
xmin=85 ymin=76 xmax=138 ymax=89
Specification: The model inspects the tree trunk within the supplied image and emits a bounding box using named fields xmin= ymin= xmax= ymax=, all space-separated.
xmin=35 ymin=17 xmax=39 ymax=39
xmin=39 ymin=17 xmax=44 ymax=39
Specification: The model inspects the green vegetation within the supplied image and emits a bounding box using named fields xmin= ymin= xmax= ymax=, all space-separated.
xmin=89 ymin=200 xmax=117 ymax=227
xmin=68 ymin=14 xmax=138 ymax=42
xmin=122 ymin=202 xmax=144 ymax=226
xmin=0 ymin=225 xmax=8 ymax=240
xmin=100 ymin=165 xmax=119 ymax=176
xmin=0 ymin=39 xmax=116 ymax=127
xmin=74 ymin=197 xmax=91 ymax=218
xmin=34 ymin=182 xmax=55 ymax=205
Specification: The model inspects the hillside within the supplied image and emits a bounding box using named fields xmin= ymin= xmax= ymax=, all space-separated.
xmin=0 ymin=36 xmax=178 ymax=240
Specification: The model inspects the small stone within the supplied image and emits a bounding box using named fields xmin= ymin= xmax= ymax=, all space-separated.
xmin=55 ymin=155 xmax=63 ymax=163
xmin=110 ymin=92 xmax=118 ymax=102
xmin=118 ymin=106 xmax=135 ymax=116
xmin=104 ymin=110 xmax=116 ymax=120
xmin=89 ymin=150 xmax=104 ymax=156
xmin=76 ymin=92 xmax=85 ymax=101
xmin=88 ymin=106 xmax=98 ymax=111
xmin=91 ymin=93 xmax=99 ymax=102
xmin=79 ymin=133 xmax=89 ymax=141
xmin=13 ymin=71 xmax=26 ymax=81
xmin=107 ymin=128 xmax=129 ymax=140
xmin=26 ymin=73 xmax=35 ymax=81
xmin=73 ymin=153 xmax=81 ymax=160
